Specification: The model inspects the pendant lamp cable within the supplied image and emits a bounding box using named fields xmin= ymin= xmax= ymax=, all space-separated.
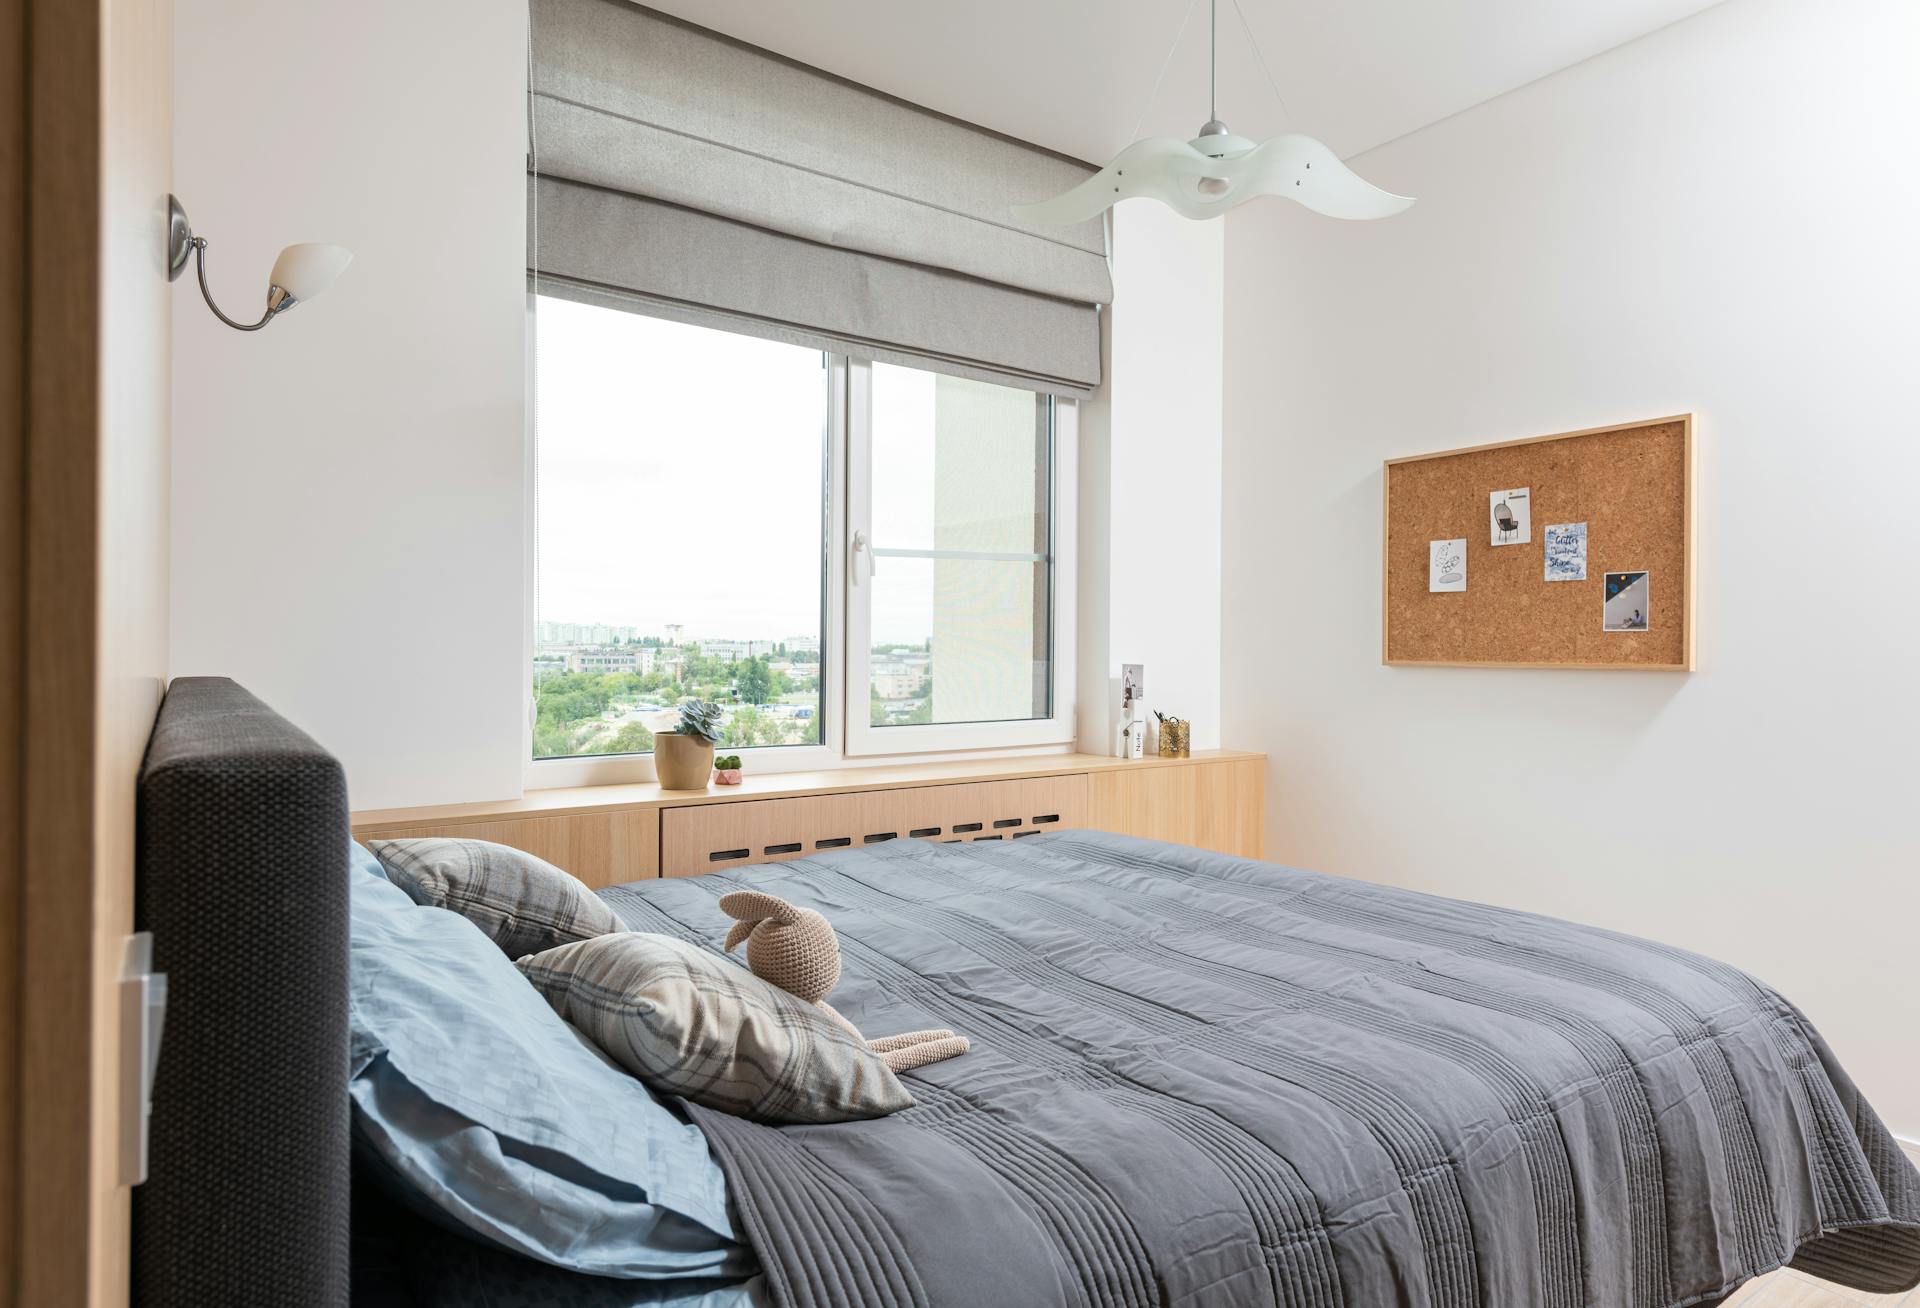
xmin=1228 ymin=0 xmax=1292 ymax=126
xmin=1209 ymin=0 xmax=1216 ymax=122
xmin=1126 ymin=0 xmax=1291 ymax=141
xmin=1125 ymin=0 xmax=1203 ymax=145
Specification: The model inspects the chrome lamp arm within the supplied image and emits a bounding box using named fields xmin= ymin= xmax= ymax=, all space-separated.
xmin=189 ymin=236 xmax=290 ymax=332
xmin=166 ymin=193 xmax=350 ymax=334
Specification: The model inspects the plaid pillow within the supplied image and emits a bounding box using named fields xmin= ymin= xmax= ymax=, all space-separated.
xmin=368 ymin=838 xmax=620 ymax=960
xmin=516 ymin=933 xmax=914 ymax=1125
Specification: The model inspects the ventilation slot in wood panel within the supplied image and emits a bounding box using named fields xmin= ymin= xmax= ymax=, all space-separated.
xmin=1013 ymin=830 xmax=1044 ymax=838
xmin=657 ymin=771 xmax=1090 ymax=875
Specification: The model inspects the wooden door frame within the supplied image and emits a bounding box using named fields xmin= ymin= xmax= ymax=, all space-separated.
xmin=0 ymin=0 xmax=24 ymax=1292
xmin=6 ymin=0 xmax=106 ymax=1304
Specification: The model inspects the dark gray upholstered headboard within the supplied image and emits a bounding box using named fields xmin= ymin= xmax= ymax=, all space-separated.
xmin=133 ymin=677 xmax=352 ymax=1308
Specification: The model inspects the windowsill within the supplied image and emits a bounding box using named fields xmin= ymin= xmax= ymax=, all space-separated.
xmin=355 ymin=748 xmax=1267 ymax=833
xmin=520 ymin=735 xmax=1077 ymax=791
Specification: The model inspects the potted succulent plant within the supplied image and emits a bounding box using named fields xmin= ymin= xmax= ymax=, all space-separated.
xmin=713 ymin=754 xmax=744 ymax=786
xmin=648 ymin=699 xmax=726 ymax=790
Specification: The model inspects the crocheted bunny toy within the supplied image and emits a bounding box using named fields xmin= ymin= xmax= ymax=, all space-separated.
xmin=718 ymin=889 xmax=970 ymax=1073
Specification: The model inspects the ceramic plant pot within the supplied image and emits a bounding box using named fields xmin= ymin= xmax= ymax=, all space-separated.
xmin=714 ymin=768 xmax=743 ymax=786
xmin=654 ymin=733 xmax=715 ymax=790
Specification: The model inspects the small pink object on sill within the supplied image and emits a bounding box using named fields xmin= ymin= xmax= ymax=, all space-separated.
xmin=713 ymin=769 xmax=743 ymax=786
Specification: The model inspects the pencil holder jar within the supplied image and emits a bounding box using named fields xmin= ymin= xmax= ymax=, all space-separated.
xmin=1157 ymin=721 xmax=1190 ymax=758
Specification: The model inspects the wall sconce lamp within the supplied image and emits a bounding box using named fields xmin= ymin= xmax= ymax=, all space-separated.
xmin=166 ymin=194 xmax=352 ymax=331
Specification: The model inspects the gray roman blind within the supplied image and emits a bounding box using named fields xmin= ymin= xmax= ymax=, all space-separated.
xmin=528 ymin=0 xmax=1111 ymax=396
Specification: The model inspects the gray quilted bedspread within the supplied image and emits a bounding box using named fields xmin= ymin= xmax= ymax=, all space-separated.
xmin=600 ymin=830 xmax=1920 ymax=1308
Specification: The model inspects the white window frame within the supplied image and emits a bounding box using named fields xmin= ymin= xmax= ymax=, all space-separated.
xmin=523 ymin=316 xmax=1075 ymax=788
xmin=843 ymin=358 xmax=1077 ymax=756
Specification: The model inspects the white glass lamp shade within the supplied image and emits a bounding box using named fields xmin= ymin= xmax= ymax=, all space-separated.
xmin=1012 ymin=133 xmax=1413 ymax=225
xmin=268 ymin=242 xmax=353 ymax=302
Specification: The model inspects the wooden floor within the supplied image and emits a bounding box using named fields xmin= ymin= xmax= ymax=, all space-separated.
xmin=1731 ymin=1267 xmax=1920 ymax=1307
xmin=1727 ymin=1140 xmax=1920 ymax=1308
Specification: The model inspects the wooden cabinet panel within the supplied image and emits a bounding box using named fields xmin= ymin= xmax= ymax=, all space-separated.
xmin=355 ymin=808 xmax=658 ymax=889
xmin=352 ymin=751 xmax=1268 ymax=885
xmin=1087 ymin=758 xmax=1266 ymax=858
xmin=662 ymin=775 xmax=1088 ymax=877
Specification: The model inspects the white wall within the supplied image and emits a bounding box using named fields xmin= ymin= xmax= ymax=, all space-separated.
xmin=1222 ymin=0 xmax=1920 ymax=1135
xmin=170 ymin=0 xmax=528 ymax=809
xmin=1078 ymin=204 xmax=1225 ymax=755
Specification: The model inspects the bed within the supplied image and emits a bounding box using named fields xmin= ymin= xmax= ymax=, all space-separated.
xmin=134 ymin=679 xmax=1920 ymax=1308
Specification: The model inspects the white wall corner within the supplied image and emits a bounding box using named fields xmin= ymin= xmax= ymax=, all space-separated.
xmin=1078 ymin=202 xmax=1226 ymax=756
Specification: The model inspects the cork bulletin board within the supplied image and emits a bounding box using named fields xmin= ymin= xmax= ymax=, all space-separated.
xmin=1383 ymin=415 xmax=1694 ymax=669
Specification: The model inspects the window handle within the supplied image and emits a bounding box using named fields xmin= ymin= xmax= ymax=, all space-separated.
xmin=851 ymin=529 xmax=876 ymax=583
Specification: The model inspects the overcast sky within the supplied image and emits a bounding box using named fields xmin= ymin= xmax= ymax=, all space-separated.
xmin=535 ymin=296 xmax=938 ymax=644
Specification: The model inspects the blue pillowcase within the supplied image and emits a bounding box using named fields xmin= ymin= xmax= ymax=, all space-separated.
xmin=346 ymin=848 xmax=750 ymax=1280
xmin=350 ymin=838 xmax=387 ymax=882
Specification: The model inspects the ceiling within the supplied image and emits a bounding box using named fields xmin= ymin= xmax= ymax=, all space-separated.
xmin=647 ymin=0 xmax=1725 ymax=163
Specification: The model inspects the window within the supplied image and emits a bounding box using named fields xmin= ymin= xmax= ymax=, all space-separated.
xmin=529 ymin=298 xmax=1075 ymax=780
xmin=846 ymin=362 xmax=1072 ymax=754
xmin=532 ymin=297 xmax=827 ymax=762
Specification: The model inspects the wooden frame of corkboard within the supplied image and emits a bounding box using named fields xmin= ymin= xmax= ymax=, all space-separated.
xmin=1382 ymin=414 xmax=1695 ymax=670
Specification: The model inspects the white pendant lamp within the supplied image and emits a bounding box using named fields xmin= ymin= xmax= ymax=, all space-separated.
xmin=1013 ymin=0 xmax=1412 ymax=225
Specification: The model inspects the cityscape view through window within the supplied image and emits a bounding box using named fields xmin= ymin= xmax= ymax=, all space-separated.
xmin=532 ymin=621 xmax=829 ymax=757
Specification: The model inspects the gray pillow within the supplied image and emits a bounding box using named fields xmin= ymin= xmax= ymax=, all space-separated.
xmin=367 ymin=838 xmax=619 ymax=960
xmin=516 ymin=932 xmax=914 ymax=1125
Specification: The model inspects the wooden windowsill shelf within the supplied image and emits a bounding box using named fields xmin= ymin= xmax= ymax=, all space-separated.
xmin=352 ymin=750 xmax=1268 ymax=887
xmin=351 ymin=749 xmax=1266 ymax=834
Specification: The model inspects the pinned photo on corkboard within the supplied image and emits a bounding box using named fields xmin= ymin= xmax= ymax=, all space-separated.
xmin=1429 ymin=539 xmax=1466 ymax=592
xmin=1544 ymin=522 xmax=1588 ymax=582
xmin=1489 ymin=487 xmax=1531 ymax=546
xmin=1603 ymin=571 xmax=1650 ymax=631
